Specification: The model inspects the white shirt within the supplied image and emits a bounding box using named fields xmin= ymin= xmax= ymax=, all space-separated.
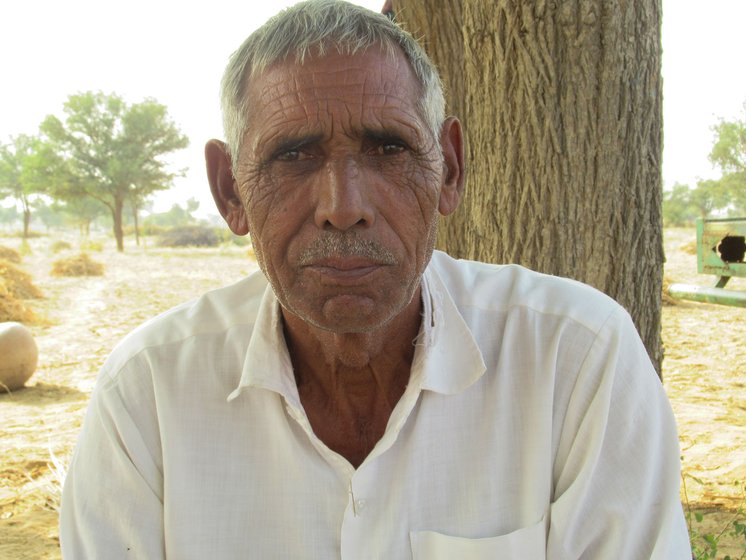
xmin=60 ymin=251 xmax=690 ymax=559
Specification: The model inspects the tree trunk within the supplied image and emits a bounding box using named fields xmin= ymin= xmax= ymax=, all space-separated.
xmin=21 ymin=195 xmax=31 ymax=239
xmin=112 ymin=197 xmax=125 ymax=252
xmin=22 ymin=208 xmax=31 ymax=240
xmin=394 ymin=0 xmax=664 ymax=375
xmin=132 ymin=202 xmax=141 ymax=247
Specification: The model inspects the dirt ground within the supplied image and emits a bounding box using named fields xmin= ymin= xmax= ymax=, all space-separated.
xmin=0 ymin=228 xmax=744 ymax=558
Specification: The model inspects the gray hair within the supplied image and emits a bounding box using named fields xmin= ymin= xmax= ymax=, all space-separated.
xmin=220 ymin=0 xmax=445 ymax=164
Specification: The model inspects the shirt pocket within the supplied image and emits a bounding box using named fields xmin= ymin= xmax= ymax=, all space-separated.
xmin=410 ymin=517 xmax=546 ymax=560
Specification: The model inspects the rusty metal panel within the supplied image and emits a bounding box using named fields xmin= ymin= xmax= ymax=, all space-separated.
xmin=697 ymin=217 xmax=746 ymax=278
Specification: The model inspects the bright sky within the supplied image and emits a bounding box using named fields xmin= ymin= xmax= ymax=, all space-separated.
xmin=1 ymin=0 xmax=744 ymax=217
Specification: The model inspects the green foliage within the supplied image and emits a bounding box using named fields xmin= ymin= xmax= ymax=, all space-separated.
xmin=0 ymin=203 xmax=18 ymax=226
xmin=144 ymin=198 xmax=201 ymax=228
xmin=0 ymin=134 xmax=54 ymax=237
xmin=683 ymin=473 xmax=746 ymax=559
xmin=157 ymin=226 xmax=220 ymax=248
xmin=53 ymin=195 xmax=108 ymax=233
xmin=215 ymin=228 xmax=252 ymax=247
xmin=663 ymin=183 xmax=699 ymax=226
xmin=40 ymin=91 xmax=189 ymax=251
xmin=79 ymin=239 xmax=104 ymax=252
xmin=709 ymin=102 xmax=746 ymax=215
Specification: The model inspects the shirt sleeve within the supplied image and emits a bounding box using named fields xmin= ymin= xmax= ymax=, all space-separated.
xmin=547 ymin=307 xmax=691 ymax=559
xmin=60 ymin=361 xmax=165 ymax=559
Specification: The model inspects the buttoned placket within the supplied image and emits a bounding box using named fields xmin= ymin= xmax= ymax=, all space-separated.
xmin=338 ymin=364 xmax=425 ymax=560
xmin=277 ymin=283 xmax=434 ymax=560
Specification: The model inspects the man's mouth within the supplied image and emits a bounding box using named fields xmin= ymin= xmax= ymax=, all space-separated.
xmin=302 ymin=256 xmax=387 ymax=281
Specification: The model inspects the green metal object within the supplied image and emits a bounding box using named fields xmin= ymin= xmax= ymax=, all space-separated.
xmin=696 ymin=217 xmax=746 ymax=284
xmin=669 ymin=217 xmax=746 ymax=307
xmin=668 ymin=283 xmax=746 ymax=307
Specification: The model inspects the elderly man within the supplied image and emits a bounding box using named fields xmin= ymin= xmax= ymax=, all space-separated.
xmin=60 ymin=1 xmax=691 ymax=558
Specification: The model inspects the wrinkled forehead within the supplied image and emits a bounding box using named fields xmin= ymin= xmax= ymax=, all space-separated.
xmin=242 ymin=48 xmax=425 ymax=134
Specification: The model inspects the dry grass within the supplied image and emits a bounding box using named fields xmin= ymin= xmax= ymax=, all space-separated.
xmin=0 ymin=246 xmax=21 ymax=263
xmin=50 ymin=254 xmax=104 ymax=277
xmin=0 ymin=259 xmax=43 ymax=323
xmin=0 ymin=260 xmax=43 ymax=300
xmin=661 ymin=275 xmax=681 ymax=307
xmin=0 ymin=282 xmax=36 ymax=324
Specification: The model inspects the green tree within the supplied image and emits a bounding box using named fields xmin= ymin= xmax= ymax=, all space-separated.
xmin=689 ymin=179 xmax=730 ymax=219
xmin=0 ymin=134 xmax=50 ymax=238
xmin=0 ymin=203 xmax=19 ymax=228
xmin=710 ymin=102 xmax=746 ymax=214
xmin=144 ymin=198 xmax=201 ymax=229
xmin=662 ymin=183 xmax=697 ymax=227
xmin=57 ymin=197 xmax=108 ymax=236
xmin=41 ymin=92 xmax=189 ymax=251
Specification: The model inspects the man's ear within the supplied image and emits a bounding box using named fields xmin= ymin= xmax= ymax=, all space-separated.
xmin=438 ymin=117 xmax=465 ymax=216
xmin=205 ymin=139 xmax=249 ymax=236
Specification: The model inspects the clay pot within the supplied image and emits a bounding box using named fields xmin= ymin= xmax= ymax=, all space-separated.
xmin=0 ymin=322 xmax=38 ymax=392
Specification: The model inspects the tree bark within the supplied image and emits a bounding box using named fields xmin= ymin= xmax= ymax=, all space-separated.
xmin=21 ymin=195 xmax=31 ymax=239
xmin=113 ymin=196 xmax=125 ymax=252
xmin=132 ymin=202 xmax=141 ymax=247
xmin=394 ymin=0 xmax=664 ymax=375
xmin=22 ymin=209 xmax=30 ymax=240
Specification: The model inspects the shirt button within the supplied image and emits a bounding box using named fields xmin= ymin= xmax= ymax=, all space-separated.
xmin=355 ymin=499 xmax=368 ymax=512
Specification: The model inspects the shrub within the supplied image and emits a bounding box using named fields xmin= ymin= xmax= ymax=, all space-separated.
xmin=80 ymin=239 xmax=103 ymax=252
xmin=51 ymin=240 xmax=72 ymax=254
xmin=51 ymin=253 xmax=104 ymax=277
xmin=157 ymin=226 xmax=220 ymax=248
xmin=0 ymin=259 xmax=43 ymax=299
xmin=0 ymin=245 xmax=21 ymax=263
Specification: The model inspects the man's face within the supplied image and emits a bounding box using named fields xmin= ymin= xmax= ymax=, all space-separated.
xmin=232 ymin=48 xmax=453 ymax=334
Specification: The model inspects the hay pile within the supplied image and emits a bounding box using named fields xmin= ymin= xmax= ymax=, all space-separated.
xmin=0 ymin=259 xmax=41 ymax=323
xmin=0 ymin=259 xmax=43 ymax=299
xmin=51 ymin=253 xmax=104 ymax=277
xmin=0 ymin=245 xmax=21 ymax=263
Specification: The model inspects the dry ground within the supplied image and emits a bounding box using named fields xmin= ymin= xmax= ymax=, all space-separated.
xmin=0 ymin=228 xmax=744 ymax=558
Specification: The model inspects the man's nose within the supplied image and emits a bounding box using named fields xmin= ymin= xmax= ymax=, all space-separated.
xmin=314 ymin=158 xmax=375 ymax=231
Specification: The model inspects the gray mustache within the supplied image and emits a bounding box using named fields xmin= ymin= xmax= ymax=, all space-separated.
xmin=298 ymin=233 xmax=397 ymax=265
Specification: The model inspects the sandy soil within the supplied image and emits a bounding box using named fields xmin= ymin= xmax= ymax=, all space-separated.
xmin=0 ymin=228 xmax=744 ymax=558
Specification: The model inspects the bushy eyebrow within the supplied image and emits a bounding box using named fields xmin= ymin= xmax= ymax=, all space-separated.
xmin=267 ymin=133 xmax=324 ymax=159
xmin=361 ymin=127 xmax=410 ymax=146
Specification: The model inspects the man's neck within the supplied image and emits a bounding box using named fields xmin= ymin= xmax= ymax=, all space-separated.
xmin=280 ymin=288 xmax=423 ymax=467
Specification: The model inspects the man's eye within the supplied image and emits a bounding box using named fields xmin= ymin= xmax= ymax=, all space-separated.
xmin=376 ymin=143 xmax=406 ymax=156
xmin=276 ymin=149 xmax=301 ymax=161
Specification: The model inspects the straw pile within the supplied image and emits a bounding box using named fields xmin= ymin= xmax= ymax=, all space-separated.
xmin=0 ymin=259 xmax=43 ymax=299
xmin=0 ymin=259 xmax=41 ymax=323
xmin=51 ymin=253 xmax=104 ymax=277
xmin=0 ymin=245 xmax=21 ymax=263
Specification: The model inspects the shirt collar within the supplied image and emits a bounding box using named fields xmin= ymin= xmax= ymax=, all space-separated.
xmin=227 ymin=283 xmax=299 ymax=404
xmin=227 ymin=261 xmax=487 ymax=402
xmin=413 ymin=263 xmax=487 ymax=395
